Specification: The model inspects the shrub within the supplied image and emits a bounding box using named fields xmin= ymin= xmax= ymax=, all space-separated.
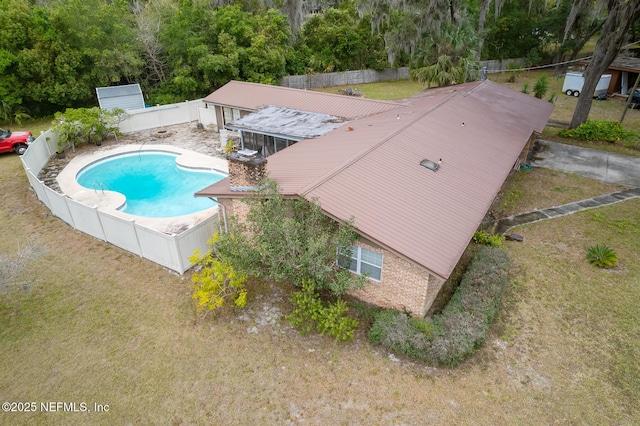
xmin=425 ymin=246 xmax=510 ymax=366
xmin=213 ymin=181 xmax=362 ymax=297
xmin=533 ymin=74 xmax=548 ymax=99
xmin=286 ymin=280 xmax=358 ymax=342
xmin=558 ymin=120 xmax=636 ymax=143
xmin=586 ymin=244 xmax=618 ymax=268
xmin=368 ymin=246 xmax=510 ymax=366
xmin=189 ymin=249 xmax=248 ymax=317
xmin=473 ymin=230 xmax=505 ymax=247
xmin=520 ymin=82 xmax=529 ymax=94
xmin=52 ymin=107 xmax=125 ymax=152
xmin=369 ymin=310 xmax=433 ymax=359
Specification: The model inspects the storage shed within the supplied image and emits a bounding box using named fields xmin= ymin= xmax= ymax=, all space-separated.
xmin=96 ymin=84 xmax=145 ymax=111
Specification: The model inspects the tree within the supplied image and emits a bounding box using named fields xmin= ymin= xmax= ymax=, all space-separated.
xmin=154 ymin=4 xmax=291 ymax=102
xmin=551 ymin=0 xmax=602 ymax=72
xmin=212 ymin=181 xmax=362 ymax=296
xmin=0 ymin=0 xmax=144 ymax=116
xmin=481 ymin=0 xmax=546 ymax=60
xmin=570 ymin=0 xmax=640 ymax=129
xmin=295 ymin=2 xmax=388 ymax=72
xmin=356 ymin=0 xmax=465 ymax=64
xmin=410 ymin=21 xmax=481 ymax=86
xmin=131 ymin=0 xmax=168 ymax=89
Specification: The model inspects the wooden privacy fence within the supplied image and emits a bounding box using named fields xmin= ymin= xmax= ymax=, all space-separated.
xmin=280 ymin=60 xmax=526 ymax=90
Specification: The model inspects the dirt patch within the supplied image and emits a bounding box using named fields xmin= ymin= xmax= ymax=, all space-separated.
xmin=0 ymin=239 xmax=48 ymax=293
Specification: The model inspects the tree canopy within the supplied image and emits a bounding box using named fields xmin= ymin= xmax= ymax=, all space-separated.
xmin=1 ymin=0 xmax=639 ymax=120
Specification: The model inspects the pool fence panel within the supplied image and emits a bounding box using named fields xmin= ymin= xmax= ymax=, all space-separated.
xmin=98 ymin=213 xmax=142 ymax=256
xmin=22 ymin=130 xmax=57 ymax=174
xmin=20 ymin=100 xmax=222 ymax=275
xmin=119 ymin=99 xmax=203 ymax=134
xmin=198 ymin=106 xmax=218 ymax=131
xmin=24 ymin=171 xmax=49 ymax=207
xmin=135 ymin=226 xmax=184 ymax=272
xmin=66 ymin=200 xmax=107 ymax=241
xmin=175 ymin=216 xmax=220 ymax=272
xmin=43 ymin=187 xmax=75 ymax=227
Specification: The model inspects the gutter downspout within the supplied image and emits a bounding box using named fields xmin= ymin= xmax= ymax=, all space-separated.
xmin=214 ymin=198 xmax=229 ymax=233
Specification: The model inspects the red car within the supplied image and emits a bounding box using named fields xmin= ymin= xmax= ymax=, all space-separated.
xmin=0 ymin=128 xmax=35 ymax=155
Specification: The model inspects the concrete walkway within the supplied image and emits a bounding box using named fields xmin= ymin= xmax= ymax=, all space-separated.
xmin=494 ymin=140 xmax=640 ymax=234
xmin=495 ymin=187 xmax=640 ymax=234
xmin=531 ymin=140 xmax=640 ymax=187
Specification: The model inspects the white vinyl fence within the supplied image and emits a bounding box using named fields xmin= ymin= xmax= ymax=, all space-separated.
xmin=118 ymin=99 xmax=203 ymax=133
xmin=20 ymin=101 xmax=220 ymax=274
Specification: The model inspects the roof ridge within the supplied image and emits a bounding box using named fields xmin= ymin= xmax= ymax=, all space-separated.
xmin=226 ymin=80 xmax=402 ymax=107
xmin=299 ymin=89 xmax=460 ymax=197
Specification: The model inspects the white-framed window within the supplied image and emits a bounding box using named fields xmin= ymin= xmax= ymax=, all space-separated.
xmin=337 ymin=245 xmax=383 ymax=281
xmin=223 ymin=107 xmax=241 ymax=124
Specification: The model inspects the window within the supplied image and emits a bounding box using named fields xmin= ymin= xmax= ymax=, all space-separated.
xmin=338 ymin=246 xmax=383 ymax=281
xmin=223 ymin=107 xmax=241 ymax=124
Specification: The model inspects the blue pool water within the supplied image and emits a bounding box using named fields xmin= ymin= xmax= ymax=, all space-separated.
xmin=76 ymin=152 xmax=225 ymax=218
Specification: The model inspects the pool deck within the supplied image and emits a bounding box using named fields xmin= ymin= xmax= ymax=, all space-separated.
xmin=56 ymin=144 xmax=229 ymax=235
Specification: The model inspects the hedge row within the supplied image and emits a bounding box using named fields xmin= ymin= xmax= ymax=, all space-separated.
xmin=369 ymin=246 xmax=510 ymax=367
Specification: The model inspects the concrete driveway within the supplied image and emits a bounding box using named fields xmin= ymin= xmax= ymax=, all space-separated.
xmin=531 ymin=140 xmax=640 ymax=187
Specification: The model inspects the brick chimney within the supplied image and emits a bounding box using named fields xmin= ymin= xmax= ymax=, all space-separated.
xmin=228 ymin=149 xmax=267 ymax=191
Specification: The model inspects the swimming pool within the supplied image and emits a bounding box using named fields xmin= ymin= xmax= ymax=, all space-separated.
xmin=76 ymin=151 xmax=226 ymax=218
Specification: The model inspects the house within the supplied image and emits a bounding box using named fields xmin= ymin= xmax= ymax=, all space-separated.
xmin=580 ymin=56 xmax=640 ymax=95
xmin=196 ymin=80 xmax=553 ymax=317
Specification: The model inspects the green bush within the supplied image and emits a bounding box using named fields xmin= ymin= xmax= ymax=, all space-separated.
xmin=520 ymin=82 xmax=529 ymax=94
xmin=368 ymin=246 xmax=510 ymax=366
xmin=472 ymin=230 xmax=505 ymax=247
xmin=286 ymin=280 xmax=358 ymax=342
xmin=369 ymin=310 xmax=433 ymax=359
xmin=559 ymin=120 xmax=637 ymax=143
xmin=586 ymin=244 xmax=618 ymax=268
xmin=52 ymin=107 xmax=125 ymax=152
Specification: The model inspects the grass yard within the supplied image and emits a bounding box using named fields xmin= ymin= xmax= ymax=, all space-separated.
xmin=1 ymin=75 xmax=639 ymax=423
xmin=314 ymin=71 xmax=640 ymax=157
xmin=1 ymin=136 xmax=640 ymax=423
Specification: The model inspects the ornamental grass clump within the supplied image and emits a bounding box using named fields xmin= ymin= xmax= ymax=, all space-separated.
xmin=586 ymin=244 xmax=618 ymax=268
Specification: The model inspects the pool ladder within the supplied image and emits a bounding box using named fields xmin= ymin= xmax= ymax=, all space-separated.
xmin=93 ymin=182 xmax=111 ymax=193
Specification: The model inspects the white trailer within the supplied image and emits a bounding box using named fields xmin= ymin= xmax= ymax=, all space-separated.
xmin=562 ymin=72 xmax=612 ymax=97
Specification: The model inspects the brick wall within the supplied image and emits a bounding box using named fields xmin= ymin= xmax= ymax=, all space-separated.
xmin=219 ymin=199 xmax=442 ymax=318
xmin=228 ymin=153 xmax=267 ymax=191
xmin=219 ymin=198 xmax=250 ymax=226
xmin=521 ymin=131 xmax=539 ymax=164
xmin=347 ymin=240 xmax=438 ymax=317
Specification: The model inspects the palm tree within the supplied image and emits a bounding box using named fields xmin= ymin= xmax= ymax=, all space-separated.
xmin=410 ymin=22 xmax=481 ymax=87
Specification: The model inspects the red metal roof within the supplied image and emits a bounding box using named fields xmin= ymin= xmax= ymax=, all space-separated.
xmin=203 ymin=80 xmax=402 ymax=119
xmin=198 ymin=80 xmax=554 ymax=279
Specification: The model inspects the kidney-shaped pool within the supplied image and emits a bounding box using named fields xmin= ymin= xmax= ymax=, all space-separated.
xmin=76 ymin=151 xmax=226 ymax=218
